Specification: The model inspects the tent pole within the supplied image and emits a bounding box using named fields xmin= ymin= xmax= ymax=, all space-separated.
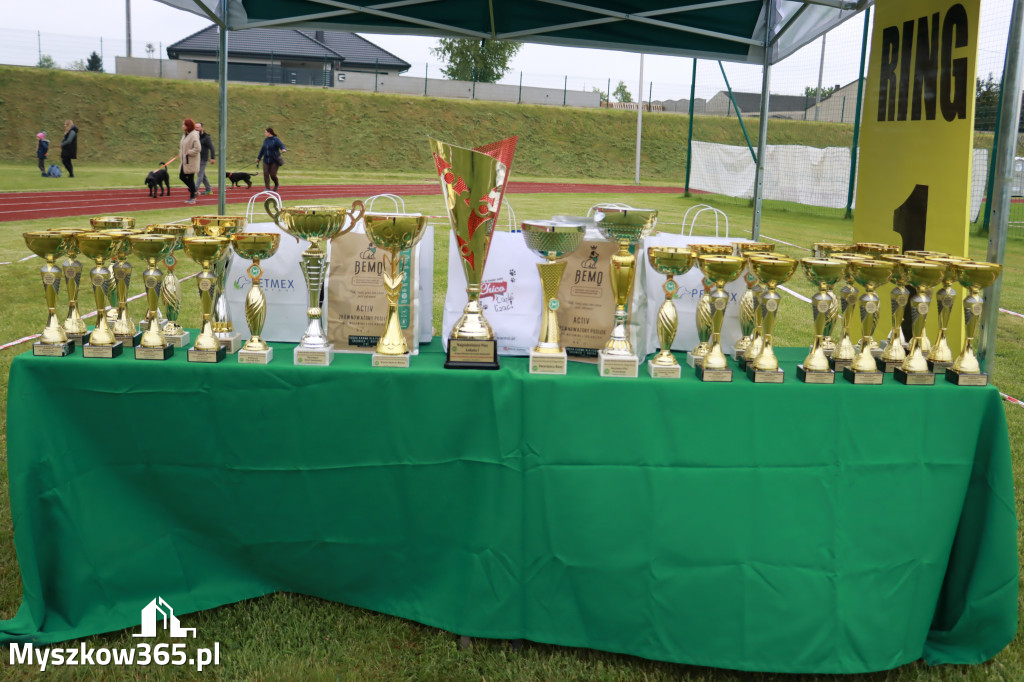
xmin=751 ymin=0 xmax=773 ymax=241
xmin=217 ymin=3 xmax=228 ymax=215
xmin=981 ymin=0 xmax=1024 ymax=375
xmin=685 ymin=58 xmax=697 ymax=197
xmin=845 ymin=6 xmax=870 ymax=220
xmin=635 ymin=54 xmax=644 ymax=185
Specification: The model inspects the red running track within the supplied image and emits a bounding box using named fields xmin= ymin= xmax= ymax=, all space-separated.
xmin=0 ymin=182 xmax=689 ymax=222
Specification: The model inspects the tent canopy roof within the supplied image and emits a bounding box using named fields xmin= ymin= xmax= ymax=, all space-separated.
xmin=155 ymin=0 xmax=871 ymax=65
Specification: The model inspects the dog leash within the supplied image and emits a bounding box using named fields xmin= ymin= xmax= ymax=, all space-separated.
xmin=159 ymin=155 xmax=179 ymax=169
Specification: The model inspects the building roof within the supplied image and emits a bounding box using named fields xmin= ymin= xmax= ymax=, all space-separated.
xmin=167 ymin=25 xmax=410 ymax=72
xmin=715 ymin=91 xmax=812 ymax=113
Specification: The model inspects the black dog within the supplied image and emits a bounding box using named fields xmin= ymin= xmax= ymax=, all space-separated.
xmin=145 ymin=167 xmax=170 ymax=197
xmin=225 ymin=172 xmax=253 ymax=188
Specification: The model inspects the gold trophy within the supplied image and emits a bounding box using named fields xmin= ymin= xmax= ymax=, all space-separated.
xmin=946 ymin=261 xmax=1003 ymax=386
xmin=894 ymin=260 xmax=944 ymax=385
xmin=925 ymin=255 xmax=972 ymax=373
xmin=230 ymin=233 xmax=282 ymax=365
xmin=265 ymin=200 xmax=365 ymax=365
xmin=746 ymin=256 xmax=799 ymax=383
xmin=875 ymin=255 xmax=915 ymax=372
xmin=798 ymin=257 xmax=846 ymax=383
xmin=46 ymin=227 xmax=90 ymax=346
xmin=101 ymin=228 xmax=143 ymax=347
xmin=78 ymin=232 xmax=125 ymax=358
xmin=646 ymin=246 xmax=697 ymax=379
xmin=828 ymin=253 xmax=870 ymax=372
xmin=520 ymin=219 xmax=587 ymax=375
xmin=695 ymin=254 xmax=746 ymax=382
xmin=812 ymin=243 xmax=857 ymax=355
xmin=364 ymin=213 xmax=430 ymax=368
xmin=183 ymin=236 xmax=230 ymax=363
xmin=842 ymin=259 xmax=894 ymax=385
xmin=129 ymin=234 xmax=178 ymax=360
xmin=688 ymin=243 xmax=733 ymax=368
xmin=903 ymin=251 xmax=954 ymax=356
xmin=146 ymin=224 xmax=191 ymax=347
xmin=430 ymin=135 xmax=518 ymax=370
xmin=855 ymin=242 xmax=899 ymax=258
xmin=23 ymin=231 xmax=75 ymax=356
xmin=593 ymin=206 xmax=659 ymax=378
xmin=739 ymin=254 xmax=789 ymax=370
xmin=731 ymin=242 xmax=774 ymax=360
xmin=90 ymin=217 xmax=135 ymax=328
xmin=191 ymin=215 xmax=248 ymax=353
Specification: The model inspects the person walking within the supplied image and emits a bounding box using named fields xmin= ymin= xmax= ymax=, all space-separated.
xmin=60 ymin=120 xmax=78 ymax=178
xmin=36 ymin=132 xmax=49 ymax=176
xmin=196 ymin=121 xmax=216 ymax=195
xmin=256 ymin=127 xmax=286 ymax=192
xmin=179 ymin=118 xmax=201 ymax=205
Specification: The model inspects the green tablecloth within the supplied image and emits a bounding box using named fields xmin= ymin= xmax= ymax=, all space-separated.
xmin=1 ymin=341 xmax=1017 ymax=673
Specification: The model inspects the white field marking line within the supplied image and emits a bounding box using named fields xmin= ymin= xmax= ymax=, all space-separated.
xmin=0 ymin=273 xmax=198 ymax=351
xmin=778 ymin=285 xmax=812 ymax=303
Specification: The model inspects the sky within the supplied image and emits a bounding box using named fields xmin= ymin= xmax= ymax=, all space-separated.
xmin=0 ymin=0 xmax=1015 ymax=103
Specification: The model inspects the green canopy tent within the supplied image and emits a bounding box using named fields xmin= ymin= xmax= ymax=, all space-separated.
xmin=155 ymin=0 xmax=1022 ymax=372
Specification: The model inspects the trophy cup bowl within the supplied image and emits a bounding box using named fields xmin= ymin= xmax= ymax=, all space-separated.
xmin=695 ymin=254 xmax=746 ymax=381
xmin=594 ymin=206 xmax=659 ymax=244
xmin=230 ymin=232 xmax=282 ymax=362
xmin=895 ymin=260 xmax=945 ymax=384
xmin=854 ymin=242 xmax=899 ymax=257
xmin=522 ymin=219 xmax=586 ymax=261
xmin=843 ymin=259 xmax=894 ymax=384
xmin=77 ymin=231 xmax=125 ymax=356
xmin=23 ymin=231 xmax=75 ymax=354
xmin=90 ymin=216 xmax=135 ymax=230
xmin=813 ymin=243 xmax=856 ymax=258
xmin=947 ymin=261 xmax=1002 ymax=385
xmin=647 ymin=246 xmax=696 ymax=378
xmin=747 ymin=255 xmax=799 ymax=381
xmin=183 ymin=236 xmax=230 ymax=361
xmin=129 ymin=234 xmax=178 ymax=358
xmin=364 ymin=213 xmax=429 ymax=365
xmin=191 ymin=215 xmax=247 ymax=237
xmin=798 ymin=257 xmax=845 ymax=382
xmin=904 ymin=250 xmax=950 ymax=260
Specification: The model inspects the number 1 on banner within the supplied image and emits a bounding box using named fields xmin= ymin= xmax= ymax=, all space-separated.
xmin=892 ymin=184 xmax=928 ymax=253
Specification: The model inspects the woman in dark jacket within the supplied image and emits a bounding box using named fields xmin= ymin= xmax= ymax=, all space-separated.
xmin=60 ymin=120 xmax=78 ymax=178
xmin=256 ymin=127 xmax=287 ymax=191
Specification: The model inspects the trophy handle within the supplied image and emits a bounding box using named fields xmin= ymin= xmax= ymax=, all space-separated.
xmin=264 ymin=197 xmax=296 ymax=242
xmin=341 ymin=200 xmax=366 ymax=236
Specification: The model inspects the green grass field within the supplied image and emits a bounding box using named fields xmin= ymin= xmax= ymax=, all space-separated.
xmin=0 ymin=163 xmax=1022 ymax=679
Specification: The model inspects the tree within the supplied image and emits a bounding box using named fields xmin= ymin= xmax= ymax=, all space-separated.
xmin=37 ymin=54 xmax=56 ymax=69
xmin=592 ymin=87 xmax=608 ymax=104
xmin=976 ymin=73 xmax=1001 ymax=131
xmin=612 ymin=81 xmax=632 ymax=103
xmin=430 ymin=38 xmax=521 ymax=83
xmin=66 ymin=59 xmax=87 ymax=71
xmin=86 ymin=51 xmax=104 ymax=72
xmin=145 ymin=42 xmax=155 ymax=58
xmin=804 ymin=85 xmax=835 ymax=100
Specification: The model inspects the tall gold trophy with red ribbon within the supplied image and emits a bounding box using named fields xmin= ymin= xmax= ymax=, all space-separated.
xmin=430 ymin=135 xmax=518 ymax=370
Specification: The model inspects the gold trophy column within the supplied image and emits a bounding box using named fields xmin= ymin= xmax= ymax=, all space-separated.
xmin=947 ymin=261 xmax=1002 ymax=385
xmin=47 ymin=228 xmax=89 ymax=345
xmin=747 ymin=256 xmax=798 ymax=383
xmin=695 ymin=254 xmax=745 ymax=382
xmin=78 ymin=232 xmax=125 ymax=358
xmin=843 ymin=259 xmax=894 ymax=385
xmin=23 ymin=231 xmax=74 ymax=357
xmin=183 ymin=236 xmax=230 ymax=363
xmin=798 ymin=258 xmax=845 ymax=384
xmin=647 ymin=246 xmax=696 ymax=379
xmin=130 ymin=234 xmax=178 ymax=360
xmin=147 ymin=224 xmax=191 ymax=348
xmin=231 ymin=232 xmax=282 ymax=365
xmin=895 ymin=261 xmax=944 ymax=385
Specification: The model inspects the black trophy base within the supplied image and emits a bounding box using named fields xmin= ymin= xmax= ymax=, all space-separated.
xmin=135 ymin=344 xmax=175 ymax=361
xmin=829 ymin=357 xmax=853 ymax=373
xmin=445 ymin=339 xmax=500 ymax=370
xmin=83 ymin=342 xmax=124 ymax=359
xmin=894 ymin=367 xmax=935 ymax=386
xmin=736 ymin=356 xmax=747 ymax=371
xmin=875 ymin=357 xmax=902 ymax=373
xmin=188 ymin=346 xmax=227 ymax=363
xmin=843 ymin=367 xmax=883 ymax=385
xmin=696 ymin=365 xmax=732 ymax=382
xmin=114 ymin=331 xmax=143 ymax=348
xmin=746 ymin=366 xmax=785 ymax=383
xmin=797 ymin=365 xmax=835 ymax=384
xmin=927 ymin=359 xmax=954 ymax=374
xmin=66 ymin=332 xmax=90 ymax=347
xmin=33 ymin=341 xmax=74 ymax=357
xmin=945 ymin=368 xmax=989 ymax=386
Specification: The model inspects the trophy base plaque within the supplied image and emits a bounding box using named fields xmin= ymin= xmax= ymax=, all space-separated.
xmin=875 ymin=357 xmax=902 ymax=373
xmin=945 ymin=368 xmax=989 ymax=386
xmin=829 ymin=357 xmax=853 ymax=373
xmin=598 ymin=350 xmax=639 ymax=378
xmin=115 ymin=331 xmax=143 ymax=348
xmin=83 ymin=342 xmax=124 ymax=359
xmin=295 ymin=345 xmax=334 ymax=366
xmin=649 ymin=362 xmax=681 ymax=379
xmin=842 ymin=367 xmax=883 ymax=385
xmin=746 ymin=366 xmax=785 ymax=383
xmin=927 ymin=359 xmax=953 ymax=374
xmin=239 ymin=347 xmax=274 ymax=364
xmin=165 ymin=331 xmax=191 ymax=348
xmin=217 ymin=333 xmax=242 ymax=354
xmin=797 ymin=365 xmax=835 ymax=384
xmin=530 ymin=349 xmax=567 ymax=375
xmin=66 ymin=332 xmax=90 ymax=347
xmin=372 ymin=352 xmax=411 ymax=369
xmin=138 ymin=319 xmax=167 ymax=333
xmin=687 ymin=353 xmax=706 ymax=369
xmin=696 ymin=365 xmax=732 ymax=382
xmin=445 ymin=339 xmax=499 ymax=370
xmin=894 ymin=368 xmax=935 ymax=386
xmin=135 ymin=344 xmax=174 ymax=361
xmin=33 ymin=341 xmax=74 ymax=357
xmin=188 ymin=346 xmax=227 ymax=363
xmin=823 ymin=347 xmax=835 ymax=358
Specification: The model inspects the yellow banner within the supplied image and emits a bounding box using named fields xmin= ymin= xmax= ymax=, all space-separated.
xmin=853 ymin=0 xmax=980 ymax=349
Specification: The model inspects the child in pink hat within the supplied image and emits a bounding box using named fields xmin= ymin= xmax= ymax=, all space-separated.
xmin=36 ymin=132 xmax=49 ymax=176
